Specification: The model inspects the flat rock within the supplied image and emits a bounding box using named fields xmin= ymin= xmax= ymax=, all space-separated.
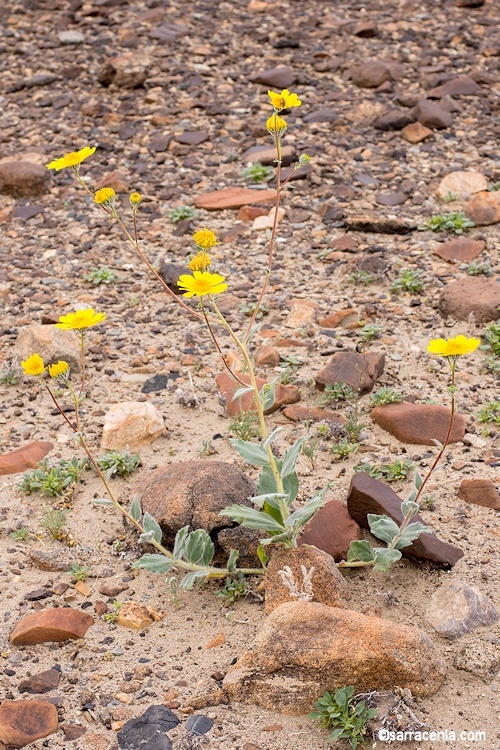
xmin=61 ymin=724 xmax=87 ymax=741
xmin=223 ymin=601 xmax=446 ymax=714
xmin=194 ymin=188 xmax=276 ymax=210
xmin=436 ymin=171 xmax=488 ymax=199
xmin=250 ymin=66 xmax=295 ymax=88
xmin=302 ymin=108 xmax=337 ymax=123
xmin=401 ymin=121 xmax=433 ymax=143
xmin=10 ymin=608 xmax=94 ymax=645
xmin=158 ymin=262 xmax=186 ymax=294
xmin=371 ymin=402 xmax=466 ymax=445
xmin=28 ymin=548 xmax=72 ymax=572
xmin=425 ymin=579 xmax=498 ymax=639
xmin=117 ymin=602 xmax=163 ymax=630
xmin=15 ymin=325 xmax=81 ymax=371
xmin=454 ymin=0 xmax=485 ymax=7
xmin=376 ymin=191 xmax=408 ymax=206
xmin=284 ymin=299 xmax=317 ymax=328
xmin=433 ymin=238 xmax=485 ymax=262
xmin=298 ymin=500 xmax=363 ymax=562
xmin=175 ymin=131 xmax=209 ymax=146
xmin=465 ymin=191 xmax=500 ymax=226
xmin=0 ymin=441 xmax=54 ymax=476
xmin=19 ymin=669 xmax=60 ymax=694
xmin=345 ymin=215 xmax=415 ymax=234
xmin=117 ymin=705 xmax=179 ymax=750
xmin=0 ymin=160 xmax=51 ymax=198
xmin=427 ymin=75 xmax=483 ymax=99
xmin=282 ymin=405 xmax=346 ymax=425
xmin=0 ymin=700 xmax=58 ymax=748
xmin=216 ymin=371 xmax=300 ymax=416
xmin=264 ymin=544 xmax=349 ymax=614
xmin=457 ymin=478 xmax=500 ymax=509
xmin=319 ymin=309 xmax=360 ymax=329
xmin=315 ymin=351 xmax=385 ymax=395
xmin=98 ymin=52 xmax=151 ymax=88
xmin=351 ymin=60 xmax=394 ymax=88
xmin=374 ymin=109 xmax=415 ymax=131
xmin=254 ymin=345 xmax=280 ymax=367
xmin=101 ymin=401 xmax=165 ymax=450
xmin=414 ymin=99 xmax=453 ymax=129
xmin=241 ymin=144 xmax=296 ymax=166
xmin=438 ymin=276 xmax=500 ymax=322
xmin=347 ymin=473 xmax=464 ymax=566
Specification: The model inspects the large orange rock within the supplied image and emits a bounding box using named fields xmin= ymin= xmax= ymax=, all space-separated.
xmin=10 ymin=608 xmax=94 ymax=645
xmin=223 ymin=601 xmax=446 ymax=713
xmin=433 ymin=237 xmax=485 ymax=262
xmin=465 ymin=191 xmax=500 ymax=226
xmin=194 ymin=187 xmax=276 ymax=210
xmin=0 ymin=700 xmax=58 ymax=747
xmin=0 ymin=441 xmax=53 ymax=476
xmin=216 ymin=372 xmax=300 ymax=416
xmin=298 ymin=499 xmax=363 ymax=562
xmin=371 ymin=401 xmax=466 ymax=445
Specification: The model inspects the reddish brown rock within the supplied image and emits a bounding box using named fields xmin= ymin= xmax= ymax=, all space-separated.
xmin=319 ymin=309 xmax=360 ymax=329
xmin=345 ymin=215 xmax=415 ymax=234
xmin=264 ymin=545 xmax=349 ymax=615
xmin=428 ymin=76 xmax=483 ymax=99
xmin=0 ymin=700 xmax=58 ymax=747
xmin=347 ymin=472 xmax=464 ymax=566
xmin=237 ymin=205 xmax=268 ymax=221
xmin=415 ymin=99 xmax=453 ymax=129
xmin=433 ymin=238 xmax=485 ymax=262
xmin=19 ymin=669 xmax=60 ymax=694
xmin=117 ymin=602 xmax=163 ymax=630
xmin=298 ymin=500 xmax=363 ymax=562
xmin=351 ymin=60 xmax=393 ymax=88
xmin=352 ymin=20 xmax=378 ymax=37
xmin=195 ymin=188 xmax=276 ymax=211
xmin=438 ymin=276 xmax=500 ymax=323
xmin=10 ymin=608 xmax=94 ymax=645
xmin=315 ymin=351 xmax=385 ymax=395
xmin=223 ymin=601 xmax=446 ymax=714
xmin=97 ymin=51 xmax=151 ymax=88
xmin=216 ymin=372 xmax=300 ymax=416
xmin=0 ymin=441 xmax=54 ymax=476
xmin=0 ymin=160 xmax=51 ymax=198
xmin=95 ymin=170 xmax=129 ymax=193
xmin=282 ymin=405 xmax=346 ymax=425
xmin=241 ymin=144 xmax=296 ymax=166
xmin=454 ymin=0 xmax=484 ymax=6
xmin=465 ymin=191 xmax=500 ymax=226
xmin=401 ymin=122 xmax=433 ymax=143
xmin=457 ymin=478 xmax=500 ymax=510
xmin=61 ymin=724 xmax=87 ymax=741
xmin=250 ymin=66 xmax=295 ymax=88
xmin=254 ymin=345 xmax=280 ymax=367
xmin=371 ymin=402 xmax=466 ymax=445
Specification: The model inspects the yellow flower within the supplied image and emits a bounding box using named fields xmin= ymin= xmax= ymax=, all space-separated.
xmin=46 ymin=146 xmax=96 ymax=172
xmin=177 ymin=271 xmax=228 ymax=298
xmin=130 ymin=192 xmax=141 ymax=206
xmin=427 ymin=335 xmax=481 ymax=358
xmin=48 ymin=361 xmax=69 ymax=379
xmin=21 ymin=353 xmax=45 ymax=377
xmin=266 ymin=114 xmax=287 ymax=136
xmin=193 ymin=227 xmax=218 ymax=249
xmin=189 ymin=251 xmax=212 ymax=272
xmin=94 ymin=187 xmax=116 ymax=206
xmin=56 ymin=309 xmax=106 ymax=331
xmin=267 ymin=89 xmax=302 ymax=110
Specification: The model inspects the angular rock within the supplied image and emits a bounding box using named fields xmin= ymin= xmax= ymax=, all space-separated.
xmin=436 ymin=171 xmax=488 ymax=199
xmin=401 ymin=122 xmax=433 ymax=143
xmin=0 ymin=160 xmax=51 ymax=198
xmin=454 ymin=640 xmax=499 ymax=680
xmin=345 ymin=215 xmax=415 ymax=234
xmin=28 ymin=548 xmax=72 ymax=572
xmin=250 ymin=67 xmax=295 ymax=88
xmin=319 ymin=309 xmax=360 ymax=329
xmin=264 ymin=544 xmax=349 ymax=614
xmin=96 ymin=170 xmax=129 ymax=193
xmin=241 ymin=144 xmax=296 ymax=166
xmin=457 ymin=478 xmax=500 ymax=510
xmin=285 ymin=299 xmax=317 ymax=328
xmin=254 ymin=345 xmax=280 ymax=367
xmin=19 ymin=669 xmax=60 ymax=694
xmin=117 ymin=602 xmax=163 ymax=630
xmin=98 ymin=52 xmax=151 ymax=88
xmin=0 ymin=441 xmax=54 ymax=476
xmin=374 ymin=109 xmax=415 ymax=131
xmin=138 ymin=461 xmax=255 ymax=546
xmin=351 ymin=61 xmax=393 ymax=88
xmin=303 ymin=108 xmax=337 ymax=123
xmin=99 ymin=580 xmax=130 ymax=597
xmin=194 ymin=188 xmax=276 ymax=211
xmin=352 ymin=20 xmax=378 ymax=37
xmin=315 ymin=351 xmax=385 ymax=395
xmin=101 ymin=401 xmax=165 ymax=450
xmin=282 ymin=405 xmax=346 ymax=425
xmin=185 ymin=715 xmax=213 ymax=735
xmin=117 ymin=705 xmax=179 ymax=750
xmin=438 ymin=276 xmax=500 ymax=323
xmin=15 ymin=325 xmax=81 ymax=371
xmin=175 ymin=131 xmax=209 ymax=146
xmin=10 ymin=608 xmax=94 ymax=645
xmin=454 ymin=0 xmax=484 ymax=6
xmin=433 ymin=238 xmax=485 ymax=262
xmin=371 ymin=402 xmax=466 ymax=445
xmin=223 ymin=601 xmax=446 ymax=714
xmin=465 ymin=191 xmax=500 ymax=226
xmin=427 ymin=75 xmax=483 ymax=99
xmin=414 ymin=99 xmax=453 ymax=129
xmin=298 ymin=500 xmax=363 ymax=562
xmin=237 ymin=205 xmax=268 ymax=221
xmin=425 ymin=580 xmax=498 ymax=639
xmin=0 ymin=700 xmax=58 ymax=748
xmin=376 ymin=192 xmax=408 ymax=207
xmin=61 ymin=724 xmax=87 ymax=741
xmin=217 ymin=526 xmax=262 ymax=566
xmin=158 ymin=262 xmax=186 ymax=294
xmin=216 ymin=371 xmax=300 ymax=417
xmin=347 ymin=473 xmax=464 ymax=566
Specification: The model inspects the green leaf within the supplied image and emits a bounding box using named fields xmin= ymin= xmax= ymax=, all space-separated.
xmin=414 ymin=469 xmax=423 ymax=490
xmin=184 ymin=529 xmax=215 ymax=567
xmin=258 ymin=531 xmax=292 ymax=545
xmin=142 ymin=512 xmax=162 ymax=544
xmin=92 ymin=498 xmax=114 ymax=506
xmin=257 ymin=544 xmax=269 ymax=568
xmin=220 ymin=505 xmax=286 ymax=533
xmin=373 ymin=547 xmax=402 ymax=572
xmin=229 ymin=438 xmax=270 ymax=467
xmin=231 ymin=386 xmax=254 ymax=402
xmin=283 ymin=470 xmax=299 ymax=503
xmin=180 ymin=570 xmax=209 ymax=589
xmin=395 ymin=521 xmax=430 ymax=550
xmin=347 ymin=540 xmax=375 ymax=563
xmin=252 ymin=493 xmax=288 ymax=510
xmin=132 ymin=554 xmax=176 ymax=574
xmin=367 ymin=514 xmax=400 ymax=544
xmin=173 ymin=525 xmax=190 ymax=560
xmin=138 ymin=530 xmax=157 ymax=545
xmin=129 ymin=494 xmax=142 ymax=522
xmin=260 ymin=379 xmax=277 ymax=411
xmin=327 ymin=729 xmax=345 ymax=742
xmin=227 ymin=549 xmax=239 ymax=573
xmin=281 ymin=436 xmax=307 ymax=478
xmin=286 ymin=488 xmax=329 ymax=535
xmin=401 ymin=499 xmax=419 ymax=518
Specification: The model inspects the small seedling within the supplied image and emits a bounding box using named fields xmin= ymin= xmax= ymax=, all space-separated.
xmin=422 ymin=494 xmax=436 ymax=511
xmin=371 ymin=386 xmax=404 ymax=406
xmin=424 ymin=212 xmax=475 ymax=234
xmin=481 ymin=322 xmax=500 ymax=358
xmin=359 ymin=323 xmax=382 ymax=343
xmin=302 ymin=437 xmax=321 ymax=469
xmin=0 ymin=369 xmax=19 ymax=386
xmin=391 ymin=268 xmax=424 ymax=294
xmin=331 ymin=439 xmax=359 ymax=461
xmin=345 ymin=410 xmax=364 ymax=442
xmin=241 ymin=161 xmax=274 ymax=183
xmin=478 ymin=400 xmax=500 ymax=425
xmin=216 ymin=572 xmax=249 ymax=606
xmin=228 ymin=412 xmax=260 ymax=441
xmin=380 ymin=458 xmax=415 ymax=482
xmin=166 ymin=576 xmax=181 ymax=608
xmin=85 ymin=266 xmax=116 ymax=285
xmin=9 ymin=527 xmax=30 ymax=542
xmin=70 ymin=563 xmax=89 ymax=582
xmin=321 ymin=382 xmax=356 ymax=406
xmin=354 ymin=463 xmax=382 ymax=479
xmin=103 ymin=600 xmax=122 ymax=624
xmin=488 ymin=181 xmax=500 ymax=192
xmin=484 ymin=358 xmax=500 ymax=375
xmin=239 ymin=302 xmax=268 ymax=319
xmin=441 ymin=190 xmax=459 ymax=203
xmin=95 ymin=450 xmax=141 ymax=479
xmin=19 ymin=458 xmax=87 ymax=497
xmin=309 ymin=686 xmax=377 ymax=749
xmin=464 ymin=260 xmax=491 ymax=276
xmin=41 ymin=507 xmax=69 ymax=541
xmin=347 ymin=270 xmax=374 ymax=286
xmin=198 ymin=439 xmax=217 ymax=456
xmin=169 ymin=206 xmax=197 ymax=223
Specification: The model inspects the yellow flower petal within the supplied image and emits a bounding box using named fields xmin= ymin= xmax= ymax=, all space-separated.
xmin=192 ymin=228 xmax=218 ymax=249
xmin=56 ymin=309 xmax=106 ymax=331
xmin=267 ymin=89 xmax=302 ymax=110
xmin=189 ymin=251 xmax=212 ymax=272
xmin=48 ymin=360 xmax=69 ymax=378
xmin=266 ymin=114 xmax=287 ymax=135
xmin=46 ymin=146 xmax=96 ymax=171
xmin=94 ymin=187 xmax=116 ymax=205
xmin=21 ymin=353 xmax=45 ymax=376
xmin=177 ymin=271 xmax=228 ymax=298
xmin=427 ymin=335 xmax=480 ymax=358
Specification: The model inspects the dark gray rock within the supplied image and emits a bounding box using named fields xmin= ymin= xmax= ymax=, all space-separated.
xmin=117 ymin=706 xmax=179 ymax=750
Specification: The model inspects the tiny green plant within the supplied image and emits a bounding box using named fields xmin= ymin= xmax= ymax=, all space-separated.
xmin=464 ymin=260 xmax=491 ymax=276
xmin=484 ymin=358 xmax=500 ymax=375
xmin=424 ymin=212 xmax=475 ymax=235
xmin=41 ymin=507 xmax=69 ymax=541
xmin=481 ymin=322 xmax=500 ymax=358
xmin=95 ymin=450 xmax=141 ymax=479
xmin=228 ymin=412 xmax=260 ymax=441
xmin=380 ymin=458 xmax=415 ymax=482
xmin=354 ymin=462 xmax=382 ymax=480
xmin=371 ymin=387 xmax=404 ymax=406
xmin=347 ymin=270 xmax=374 ymax=286
xmin=216 ymin=572 xmax=249 ymax=606
xmin=103 ymin=600 xmax=122 ymax=624
xmin=166 ymin=576 xmax=181 ymax=608
xmin=321 ymin=382 xmax=356 ymax=406
xmin=19 ymin=458 xmax=87 ymax=497
xmin=359 ymin=323 xmax=382 ymax=343
xmin=309 ymin=687 xmax=377 ymax=749
xmin=241 ymin=161 xmax=274 ymax=183
xmin=488 ymin=181 xmax=500 ymax=192
xmin=85 ymin=266 xmax=116 ymax=286
xmin=345 ymin=410 xmax=364 ymax=442
xmin=0 ymin=368 xmax=19 ymax=386
xmin=332 ymin=439 xmax=359 ymax=461
xmin=169 ymin=205 xmax=197 ymax=223
xmin=70 ymin=563 xmax=89 ymax=582
xmin=302 ymin=437 xmax=321 ymax=469
xmin=198 ymin=439 xmax=217 ymax=456
xmin=391 ymin=268 xmax=424 ymax=294
xmin=422 ymin=494 xmax=436 ymax=511
xmin=239 ymin=301 xmax=269 ymax=319
xmin=441 ymin=190 xmax=459 ymax=203
xmin=9 ymin=527 xmax=30 ymax=542
xmin=478 ymin=400 xmax=500 ymax=425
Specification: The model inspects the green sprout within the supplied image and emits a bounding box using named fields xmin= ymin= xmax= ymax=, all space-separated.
xmin=198 ymin=439 xmax=217 ymax=456
xmin=423 ymin=212 xmax=475 ymax=234
xmin=391 ymin=268 xmax=424 ymax=294
xmin=70 ymin=563 xmax=90 ymax=582
xmin=321 ymin=382 xmax=356 ymax=406
xmin=331 ymin=439 xmax=359 ymax=461
xmin=380 ymin=458 xmax=415 ymax=482
xmin=478 ymin=400 xmax=500 ymax=425
xmin=18 ymin=458 xmax=87 ymax=498
xmin=347 ymin=270 xmax=374 ymax=286
xmin=41 ymin=507 xmax=69 ymax=541
xmin=359 ymin=323 xmax=382 ymax=343
xmin=0 ymin=369 xmax=19 ymax=386
xmin=464 ymin=260 xmax=491 ymax=276
xmin=309 ymin=687 xmax=377 ymax=749
xmin=169 ymin=206 xmax=197 ymax=223
xmin=488 ymin=182 xmax=500 ymax=192
xmin=216 ymin=572 xmax=249 ymax=606
xmin=228 ymin=412 xmax=260 ymax=441
xmin=371 ymin=387 xmax=404 ymax=406
xmin=441 ymin=191 xmax=459 ymax=203
xmin=481 ymin=322 xmax=500 ymax=358
xmin=354 ymin=463 xmax=383 ymax=480
xmin=103 ymin=600 xmax=122 ymax=624
xmin=95 ymin=450 xmax=141 ymax=479
xmin=9 ymin=527 xmax=30 ymax=542
xmin=85 ymin=266 xmax=116 ymax=286
xmin=241 ymin=161 xmax=274 ymax=183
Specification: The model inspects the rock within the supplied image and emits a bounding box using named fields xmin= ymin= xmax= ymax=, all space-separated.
xmin=96 ymin=170 xmax=129 ymax=193
xmin=376 ymin=192 xmax=409 ymax=207
xmin=457 ymin=478 xmax=500 ymax=510
xmin=264 ymin=545 xmax=349 ymax=614
xmin=401 ymin=121 xmax=433 ymax=143
xmin=117 ymin=705 xmax=179 ymax=750
xmin=352 ymin=20 xmax=378 ymax=37
xmin=27 ymin=548 xmax=72 ymax=571
xmin=373 ymin=109 xmax=415 ymax=131
xmin=351 ymin=61 xmax=393 ymax=88
xmin=425 ymin=580 xmax=498 ymax=639
xmin=98 ymin=52 xmax=151 ymax=88
xmin=298 ymin=500 xmax=363 ymax=562
xmin=99 ymin=580 xmax=130 ymax=597
xmin=254 ymin=345 xmax=280 ymax=367
xmin=117 ymin=602 xmax=163 ymax=630
xmin=0 ymin=700 xmax=58 ymax=748
xmin=438 ymin=276 xmax=500 ymax=323
xmin=101 ymin=401 xmax=165 ymax=450
xmin=433 ymin=238 xmax=485 ymax=262
xmin=216 ymin=372 xmax=300 ymax=416
xmin=465 ymin=191 xmax=500 ymax=225
xmin=315 ymin=351 xmax=385 ymax=395
xmin=454 ymin=640 xmax=499 ymax=680
xmin=237 ymin=205 xmax=268 ymax=221
xmin=138 ymin=461 xmax=255 ymax=546
xmin=0 ymin=441 xmax=54 ymax=476
xmin=241 ymin=144 xmax=296 ymax=166
xmin=282 ymin=405 xmax=346 ymax=425
xmin=436 ymin=171 xmax=489 ymax=199
xmin=250 ymin=67 xmax=295 ymax=88
xmin=205 ymin=632 xmax=226 ymax=649
xmin=414 ymin=99 xmax=453 ymax=129
xmin=58 ymin=30 xmax=86 ymax=44
xmin=319 ymin=309 xmax=360 ymax=329
xmin=284 ymin=299 xmax=317 ymax=328
xmin=149 ymin=21 xmax=188 ymax=44
xmin=454 ymin=0 xmax=484 ymax=6
xmin=223 ymin=601 xmax=446 ymax=714
xmin=217 ymin=526 xmax=262 ymax=566
xmin=346 ymin=473 xmax=464 ymax=566
xmin=19 ymin=669 xmax=60 ymax=694
xmin=0 ymin=160 xmax=51 ymax=198
xmin=344 ymin=216 xmax=415 ymax=234
xmin=252 ymin=206 xmax=285 ymax=230
xmin=427 ymin=75 xmax=483 ymax=99
xmin=194 ymin=188 xmax=276 ymax=211
xmin=302 ymin=108 xmax=338 ymax=123
xmin=15 ymin=324 xmax=81 ymax=371
xmin=158 ymin=262 xmax=187 ymax=294
xmin=174 ymin=131 xmax=210 ymax=146
xmin=185 ymin=715 xmax=213 ymax=735
xmin=371 ymin=402 xmax=466 ymax=445
xmin=61 ymin=724 xmax=87 ymax=741
xmin=10 ymin=608 xmax=94 ymax=645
